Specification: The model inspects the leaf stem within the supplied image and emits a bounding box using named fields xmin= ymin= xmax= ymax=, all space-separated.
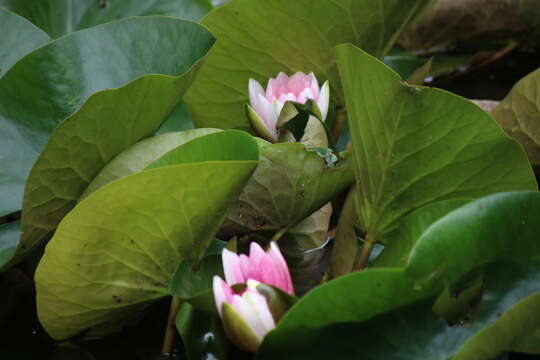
xmin=353 ymin=234 xmax=375 ymax=271
xmin=161 ymin=296 xmax=181 ymax=356
xmin=271 ymin=228 xmax=287 ymax=243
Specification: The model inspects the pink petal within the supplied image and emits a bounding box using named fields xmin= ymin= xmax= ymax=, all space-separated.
xmin=317 ymin=80 xmax=330 ymax=121
xmin=287 ymin=72 xmax=311 ymax=96
xmin=249 ymin=79 xmax=265 ymax=107
xmin=240 ymin=254 xmax=261 ymax=283
xmin=308 ymin=72 xmax=320 ymax=100
xmin=222 ymin=248 xmax=245 ymax=285
xmin=259 ymin=253 xmax=285 ymax=290
xmin=213 ymin=276 xmax=234 ymax=317
xmin=268 ymin=242 xmax=294 ymax=294
xmin=249 ymin=242 xmax=267 ymax=268
xmin=267 ymin=72 xmax=290 ymax=101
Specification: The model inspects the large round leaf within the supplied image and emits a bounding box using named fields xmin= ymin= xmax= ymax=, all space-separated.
xmin=16 ymin=17 xmax=214 ymax=255
xmin=0 ymin=8 xmax=49 ymax=78
xmin=185 ymin=0 xmax=430 ymax=130
xmin=0 ymin=0 xmax=212 ymax=38
xmin=258 ymin=192 xmax=540 ymax=359
xmin=335 ymin=44 xmax=536 ymax=243
xmin=35 ymin=159 xmax=258 ymax=340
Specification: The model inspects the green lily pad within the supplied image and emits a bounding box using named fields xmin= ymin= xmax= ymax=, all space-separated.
xmin=0 ymin=8 xmax=49 ymax=78
xmin=258 ymin=192 xmax=540 ymax=359
xmin=336 ymin=44 xmax=536 ymax=244
xmin=185 ymin=0 xmax=431 ymax=130
xmin=17 ymin=17 xmax=214 ymax=256
xmin=35 ymin=159 xmax=258 ymax=340
xmin=0 ymin=0 xmax=212 ymax=38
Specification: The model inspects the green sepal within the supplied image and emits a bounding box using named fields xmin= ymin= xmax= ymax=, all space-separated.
xmin=246 ymin=103 xmax=276 ymax=142
xmin=255 ymin=283 xmax=298 ymax=322
xmin=221 ymin=302 xmax=262 ymax=353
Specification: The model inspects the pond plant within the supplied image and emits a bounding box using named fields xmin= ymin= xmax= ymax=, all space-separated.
xmin=1 ymin=0 xmax=540 ymax=359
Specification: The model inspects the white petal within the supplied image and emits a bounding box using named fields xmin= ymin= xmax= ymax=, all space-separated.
xmin=243 ymin=290 xmax=276 ymax=338
xmin=213 ymin=276 xmax=233 ymax=317
xmin=317 ymin=81 xmax=330 ymax=121
xmin=258 ymin=94 xmax=279 ymax=136
xmin=298 ymin=87 xmax=315 ymax=104
xmin=249 ymin=79 xmax=265 ymax=107
xmin=222 ymin=248 xmax=245 ymax=285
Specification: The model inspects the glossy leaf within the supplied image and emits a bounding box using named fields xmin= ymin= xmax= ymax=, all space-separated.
xmin=0 ymin=0 xmax=212 ymax=38
xmin=18 ymin=18 xmax=215 ymax=254
xmin=258 ymin=192 xmax=540 ymax=359
xmin=0 ymin=8 xmax=49 ymax=78
xmin=336 ymin=44 xmax=536 ymax=242
xmin=492 ymin=68 xmax=540 ymax=165
xmin=186 ymin=0 xmax=430 ymax=130
xmin=35 ymin=160 xmax=258 ymax=340
xmin=220 ymin=144 xmax=354 ymax=236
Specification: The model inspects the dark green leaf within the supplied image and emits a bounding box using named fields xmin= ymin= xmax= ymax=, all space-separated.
xmin=17 ymin=18 xmax=214 ymax=253
xmin=186 ymin=0 xmax=430 ymax=130
xmin=336 ymin=44 xmax=536 ymax=244
xmin=259 ymin=192 xmax=540 ymax=359
xmin=0 ymin=8 xmax=49 ymax=78
xmin=0 ymin=0 xmax=212 ymax=38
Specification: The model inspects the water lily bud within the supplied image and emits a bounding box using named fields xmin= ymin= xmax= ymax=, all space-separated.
xmin=213 ymin=277 xmax=276 ymax=352
xmin=247 ymin=72 xmax=330 ymax=142
xmin=222 ymin=241 xmax=294 ymax=295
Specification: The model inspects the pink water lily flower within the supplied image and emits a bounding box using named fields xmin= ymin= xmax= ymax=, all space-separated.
xmin=247 ymin=72 xmax=330 ymax=142
xmin=213 ymin=278 xmax=275 ymax=352
xmin=212 ymin=242 xmax=294 ymax=352
xmin=222 ymin=241 xmax=294 ymax=294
